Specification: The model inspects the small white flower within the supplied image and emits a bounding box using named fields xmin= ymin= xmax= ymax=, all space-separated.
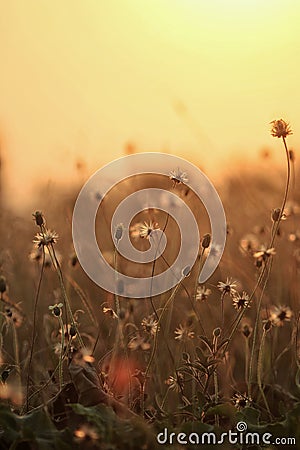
xmin=33 ymin=229 xmax=58 ymax=247
xmin=217 ymin=277 xmax=237 ymax=296
xmin=169 ymin=168 xmax=189 ymax=185
xmin=196 ymin=285 xmax=211 ymax=301
xmin=139 ymin=221 xmax=160 ymax=240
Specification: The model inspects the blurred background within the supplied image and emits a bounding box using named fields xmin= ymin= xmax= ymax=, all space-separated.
xmin=0 ymin=0 xmax=299 ymax=212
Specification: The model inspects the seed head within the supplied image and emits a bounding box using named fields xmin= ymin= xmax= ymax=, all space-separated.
xmin=0 ymin=276 xmax=7 ymax=294
xmin=271 ymin=208 xmax=281 ymax=222
xmin=270 ymin=119 xmax=292 ymax=138
xmin=213 ymin=327 xmax=221 ymax=338
xmin=32 ymin=211 xmax=44 ymax=227
xmin=49 ymin=303 xmax=63 ymax=317
xmin=202 ymin=233 xmax=211 ymax=249
xmin=114 ymin=223 xmax=124 ymax=243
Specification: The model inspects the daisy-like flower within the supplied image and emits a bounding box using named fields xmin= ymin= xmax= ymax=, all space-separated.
xmin=269 ymin=305 xmax=293 ymax=327
xmin=232 ymin=291 xmax=250 ymax=310
xmin=128 ymin=333 xmax=151 ymax=351
xmin=233 ymin=393 xmax=252 ymax=410
xmin=174 ymin=324 xmax=194 ymax=342
xmin=74 ymin=424 xmax=99 ymax=442
xmin=165 ymin=372 xmax=184 ymax=392
xmin=270 ymin=119 xmax=292 ymax=138
xmin=139 ymin=220 xmax=160 ymax=240
xmin=253 ymin=245 xmax=276 ymax=263
xmin=169 ymin=168 xmax=189 ymax=186
xmin=195 ymin=285 xmax=211 ymax=301
xmin=217 ymin=277 xmax=237 ymax=297
xmin=103 ymin=306 xmax=118 ymax=319
xmin=33 ymin=229 xmax=58 ymax=248
xmin=141 ymin=314 xmax=159 ymax=336
xmin=49 ymin=302 xmax=63 ymax=317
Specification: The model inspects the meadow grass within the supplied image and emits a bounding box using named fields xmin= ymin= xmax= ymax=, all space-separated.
xmin=0 ymin=121 xmax=299 ymax=448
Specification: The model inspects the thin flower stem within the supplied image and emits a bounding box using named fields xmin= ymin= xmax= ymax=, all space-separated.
xmin=268 ymin=136 xmax=290 ymax=249
xmin=48 ymin=241 xmax=84 ymax=348
xmin=248 ymin=261 xmax=271 ymax=398
xmin=245 ymin=337 xmax=250 ymax=386
xmin=25 ymin=248 xmax=45 ymax=412
xmin=248 ymin=136 xmax=291 ymax=397
xmin=220 ymin=291 xmax=225 ymax=331
xmin=12 ymin=323 xmax=21 ymax=387
xmin=224 ymin=133 xmax=291 ymax=356
xmin=57 ymin=316 xmax=65 ymax=390
xmin=193 ymin=248 xmax=205 ymax=300
xmin=257 ymin=328 xmax=272 ymax=420
xmin=145 ymin=282 xmax=181 ymax=380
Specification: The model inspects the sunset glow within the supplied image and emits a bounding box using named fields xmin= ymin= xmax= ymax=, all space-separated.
xmin=1 ymin=0 xmax=299 ymax=209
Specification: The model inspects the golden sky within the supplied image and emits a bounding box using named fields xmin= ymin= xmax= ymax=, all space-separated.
xmin=1 ymin=0 xmax=299 ymax=209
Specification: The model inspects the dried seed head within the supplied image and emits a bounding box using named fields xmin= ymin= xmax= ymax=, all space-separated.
xmin=70 ymin=325 xmax=77 ymax=337
xmin=182 ymin=265 xmax=191 ymax=277
xmin=0 ymin=276 xmax=7 ymax=293
xmin=49 ymin=303 xmax=63 ymax=317
xmin=272 ymin=208 xmax=281 ymax=222
xmin=114 ymin=223 xmax=124 ymax=243
xmin=5 ymin=308 xmax=12 ymax=318
xmin=270 ymin=119 xmax=292 ymax=138
xmin=213 ymin=327 xmax=221 ymax=338
xmin=202 ymin=233 xmax=211 ymax=249
xmin=264 ymin=320 xmax=272 ymax=332
xmin=32 ymin=211 xmax=44 ymax=227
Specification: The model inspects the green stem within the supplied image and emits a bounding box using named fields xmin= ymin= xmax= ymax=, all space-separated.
xmin=58 ymin=316 xmax=65 ymax=390
xmin=26 ymin=248 xmax=45 ymax=412
xmin=257 ymin=328 xmax=272 ymax=420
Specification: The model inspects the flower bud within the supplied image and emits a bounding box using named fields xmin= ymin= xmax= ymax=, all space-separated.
xmin=202 ymin=233 xmax=211 ymax=249
xmin=0 ymin=276 xmax=7 ymax=293
xmin=213 ymin=327 xmax=221 ymax=338
xmin=33 ymin=211 xmax=44 ymax=227
xmin=271 ymin=208 xmax=281 ymax=222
